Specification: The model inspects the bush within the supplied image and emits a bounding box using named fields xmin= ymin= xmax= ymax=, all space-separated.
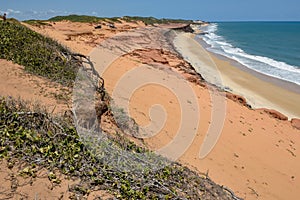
xmin=0 ymin=20 xmax=79 ymax=85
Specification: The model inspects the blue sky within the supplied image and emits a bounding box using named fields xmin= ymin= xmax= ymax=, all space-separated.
xmin=0 ymin=0 xmax=299 ymax=21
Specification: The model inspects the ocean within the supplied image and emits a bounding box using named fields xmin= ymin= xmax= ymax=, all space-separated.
xmin=197 ymin=22 xmax=300 ymax=86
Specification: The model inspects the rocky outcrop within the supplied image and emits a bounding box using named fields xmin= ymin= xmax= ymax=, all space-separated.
xmin=126 ymin=48 xmax=206 ymax=86
xmin=258 ymin=108 xmax=288 ymax=121
xmin=291 ymin=118 xmax=300 ymax=130
xmin=226 ymin=93 xmax=248 ymax=106
xmin=171 ymin=24 xmax=194 ymax=33
xmin=94 ymin=25 xmax=102 ymax=29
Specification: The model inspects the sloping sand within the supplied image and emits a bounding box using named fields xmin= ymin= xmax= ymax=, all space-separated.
xmin=89 ymin=28 xmax=300 ymax=200
xmin=0 ymin=59 xmax=70 ymax=113
xmin=24 ymin=20 xmax=145 ymax=55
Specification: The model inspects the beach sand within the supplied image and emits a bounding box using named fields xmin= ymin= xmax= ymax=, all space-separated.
xmin=5 ymin=21 xmax=300 ymax=199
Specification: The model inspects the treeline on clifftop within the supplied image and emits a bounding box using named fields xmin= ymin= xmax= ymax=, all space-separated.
xmin=48 ymin=14 xmax=193 ymax=25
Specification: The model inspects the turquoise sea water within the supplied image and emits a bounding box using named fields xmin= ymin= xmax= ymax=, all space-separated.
xmin=198 ymin=22 xmax=300 ymax=85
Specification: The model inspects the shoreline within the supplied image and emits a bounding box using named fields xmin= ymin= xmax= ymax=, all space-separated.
xmin=173 ymin=31 xmax=300 ymax=119
xmin=196 ymin=37 xmax=300 ymax=95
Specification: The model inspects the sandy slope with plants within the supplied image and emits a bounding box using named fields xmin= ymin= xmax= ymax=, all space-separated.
xmin=0 ymin=160 xmax=113 ymax=199
xmin=1 ymin=18 xmax=299 ymax=199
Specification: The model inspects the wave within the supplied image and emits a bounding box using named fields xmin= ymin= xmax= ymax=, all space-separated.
xmin=197 ymin=23 xmax=300 ymax=86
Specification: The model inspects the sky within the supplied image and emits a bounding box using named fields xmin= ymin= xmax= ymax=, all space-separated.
xmin=0 ymin=0 xmax=300 ymax=21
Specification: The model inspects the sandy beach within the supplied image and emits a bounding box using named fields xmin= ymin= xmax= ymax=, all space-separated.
xmin=174 ymin=32 xmax=300 ymax=119
xmin=1 ymin=19 xmax=300 ymax=199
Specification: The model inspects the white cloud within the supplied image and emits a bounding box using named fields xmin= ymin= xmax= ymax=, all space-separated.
xmin=2 ymin=9 xmax=71 ymax=21
xmin=92 ymin=11 xmax=98 ymax=16
xmin=2 ymin=8 xmax=101 ymax=21
xmin=7 ymin=9 xmax=21 ymax=14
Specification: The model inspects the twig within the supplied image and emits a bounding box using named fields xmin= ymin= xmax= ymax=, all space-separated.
xmin=222 ymin=186 xmax=244 ymax=200
xmin=153 ymin=180 xmax=180 ymax=198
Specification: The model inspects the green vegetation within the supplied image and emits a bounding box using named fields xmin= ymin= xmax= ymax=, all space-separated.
xmin=0 ymin=20 xmax=79 ymax=85
xmin=48 ymin=14 xmax=122 ymax=23
xmin=0 ymin=97 xmax=236 ymax=199
xmin=122 ymin=16 xmax=193 ymax=25
xmin=23 ymin=19 xmax=51 ymax=27
xmin=47 ymin=14 xmax=192 ymax=25
xmin=49 ymin=14 xmax=102 ymax=23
